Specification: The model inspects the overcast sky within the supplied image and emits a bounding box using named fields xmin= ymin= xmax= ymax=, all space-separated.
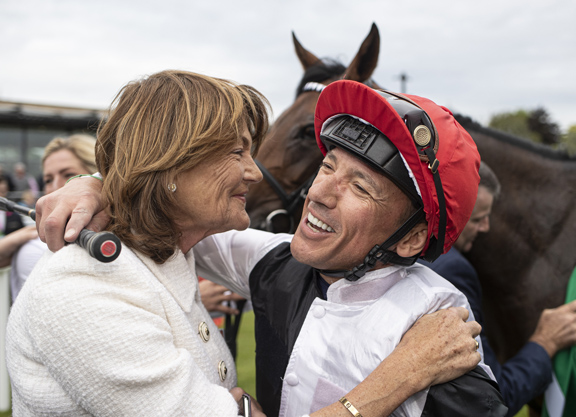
xmin=1 ymin=0 xmax=575 ymax=131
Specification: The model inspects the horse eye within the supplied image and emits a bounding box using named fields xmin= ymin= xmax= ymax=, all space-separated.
xmin=299 ymin=124 xmax=316 ymax=141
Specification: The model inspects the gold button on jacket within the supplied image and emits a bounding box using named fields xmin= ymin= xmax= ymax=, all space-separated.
xmin=198 ymin=322 xmax=210 ymax=342
xmin=218 ymin=360 xmax=228 ymax=382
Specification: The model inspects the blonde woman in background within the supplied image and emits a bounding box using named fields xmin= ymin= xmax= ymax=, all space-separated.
xmin=9 ymin=134 xmax=97 ymax=301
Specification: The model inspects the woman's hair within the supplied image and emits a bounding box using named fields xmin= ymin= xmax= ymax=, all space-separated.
xmin=42 ymin=134 xmax=97 ymax=174
xmin=96 ymin=70 xmax=270 ymax=263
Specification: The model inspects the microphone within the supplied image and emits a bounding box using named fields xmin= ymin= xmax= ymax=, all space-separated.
xmin=0 ymin=196 xmax=121 ymax=263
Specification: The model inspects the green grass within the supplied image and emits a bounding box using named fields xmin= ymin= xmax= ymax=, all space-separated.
xmin=235 ymin=310 xmax=257 ymax=397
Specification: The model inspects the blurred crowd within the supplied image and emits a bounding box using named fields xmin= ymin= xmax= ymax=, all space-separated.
xmin=0 ymin=134 xmax=98 ymax=302
xmin=0 ymin=162 xmax=38 ymax=238
xmin=0 ymin=161 xmax=41 ymax=211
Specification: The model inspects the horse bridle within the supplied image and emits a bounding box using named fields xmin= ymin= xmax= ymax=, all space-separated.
xmin=254 ymin=82 xmax=326 ymax=233
xmin=254 ymin=159 xmax=318 ymax=233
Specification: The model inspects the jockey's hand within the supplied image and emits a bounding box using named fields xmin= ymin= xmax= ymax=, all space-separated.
xmin=35 ymin=176 xmax=108 ymax=252
xmin=529 ymin=299 xmax=576 ymax=357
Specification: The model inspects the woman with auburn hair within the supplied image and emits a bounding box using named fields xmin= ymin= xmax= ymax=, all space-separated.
xmin=7 ymin=70 xmax=270 ymax=416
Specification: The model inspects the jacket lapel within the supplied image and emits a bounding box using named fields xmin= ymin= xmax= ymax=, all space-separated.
xmin=134 ymin=249 xmax=197 ymax=313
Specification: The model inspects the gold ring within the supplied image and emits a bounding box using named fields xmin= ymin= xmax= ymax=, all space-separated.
xmin=475 ymin=340 xmax=479 ymax=351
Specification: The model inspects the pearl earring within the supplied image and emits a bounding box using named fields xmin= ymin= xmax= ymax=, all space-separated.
xmin=168 ymin=183 xmax=177 ymax=192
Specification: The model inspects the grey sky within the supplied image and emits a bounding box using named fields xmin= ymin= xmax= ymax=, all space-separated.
xmin=1 ymin=0 xmax=575 ymax=130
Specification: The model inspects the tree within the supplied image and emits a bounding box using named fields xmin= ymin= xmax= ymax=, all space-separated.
xmin=527 ymin=107 xmax=561 ymax=145
xmin=489 ymin=107 xmax=561 ymax=145
xmin=560 ymin=125 xmax=576 ymax=156
xmin=489 ymin=110 xmax=540 ymax=142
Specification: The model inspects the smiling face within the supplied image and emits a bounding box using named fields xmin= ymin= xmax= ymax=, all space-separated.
xmin=290 ymin=147 xmax=415 ymax=273
xmin=171 ymin=126 xmax=263 ymax=252
xmin=453 ymin=185 xmax=494 ymax=253
xmin=43 ymin=149 xmax=92 ymax=194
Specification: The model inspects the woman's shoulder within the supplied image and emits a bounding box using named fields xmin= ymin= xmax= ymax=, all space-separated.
xmin=14 ymin=244 xmax=170 ymax=330
xmin=22 ymin=244 xmax=155 ymax=302
xmin=40 ymin=243 xmax=136 ymax=277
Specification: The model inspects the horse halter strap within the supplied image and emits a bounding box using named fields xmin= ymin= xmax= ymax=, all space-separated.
xmin=302 ymin=82 xmax=326 ymax=93
xmin=253 ymin=82 xmax=326 ymax=233
xmin=254 ymin=160 xmax=317 ymax=233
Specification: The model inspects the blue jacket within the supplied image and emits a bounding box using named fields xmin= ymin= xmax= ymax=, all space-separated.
xmin=419 ymin=248 xmax=552 ymax=416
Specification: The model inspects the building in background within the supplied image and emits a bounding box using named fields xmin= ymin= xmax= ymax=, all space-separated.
xmin=0 ymin=100 xmax=105 ymax=199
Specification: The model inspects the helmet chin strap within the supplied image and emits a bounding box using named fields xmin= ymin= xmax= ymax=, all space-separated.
xmin=317 ymin=207 xmax=425 ymax=282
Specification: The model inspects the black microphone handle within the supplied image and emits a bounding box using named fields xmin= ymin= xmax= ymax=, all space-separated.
xmin=73 ymin=229 xmax=122 ymax=263
xmin=0 ymin=196 xmax=35 ymax=220
xmin=0 ymin=196 xmax=121 ymax=263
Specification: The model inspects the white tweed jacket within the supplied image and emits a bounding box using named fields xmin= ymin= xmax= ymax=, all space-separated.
xmin=6 ymin=243 xmax=241 ymax=416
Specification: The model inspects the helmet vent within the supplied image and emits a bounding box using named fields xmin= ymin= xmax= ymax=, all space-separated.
xmin=413 ymin=125 xmax=431 ymax=146
xmin=333 ymin=118 xmax=378 ymax=151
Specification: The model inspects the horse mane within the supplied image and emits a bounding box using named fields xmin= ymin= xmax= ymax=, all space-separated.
xmin=295 ymin=59 xmax=346 ymax=97
xmin=455 ymin=113 xmax=576 ymax=161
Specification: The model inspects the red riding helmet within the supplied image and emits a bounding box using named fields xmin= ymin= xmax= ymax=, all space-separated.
xmin=314 ymin=80 xmax=480 ymax=280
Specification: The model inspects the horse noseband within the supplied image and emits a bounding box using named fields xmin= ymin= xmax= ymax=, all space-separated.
xmin=254 ymin=159 xmax=317 ymax=234
xmin=265 ymin=209 xmax=294 ymax=234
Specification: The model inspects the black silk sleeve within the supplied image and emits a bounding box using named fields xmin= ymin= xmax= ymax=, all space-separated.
xmin=421 ymin=366 xmax=508 ymax=416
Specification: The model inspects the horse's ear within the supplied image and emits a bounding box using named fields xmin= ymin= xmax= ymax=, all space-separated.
xmin=345 ymin=23 xmax=380 ymax=83
xmin=293 ymin=31 xmax=322 ymax=70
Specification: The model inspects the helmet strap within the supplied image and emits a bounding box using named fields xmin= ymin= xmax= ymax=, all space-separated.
xmin=317 ymin=207 xmax=425 ymax=282
xmin=420 ymin=146 xmax=446 ymax=262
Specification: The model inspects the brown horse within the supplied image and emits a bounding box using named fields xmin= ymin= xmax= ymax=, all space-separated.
xmin=246 ymin=23 xmax=380 ymax=232
xmin=457 ymin=116 xmax=576 ymax=363
xmin=246 ymin=23 xmax=576 ymax=380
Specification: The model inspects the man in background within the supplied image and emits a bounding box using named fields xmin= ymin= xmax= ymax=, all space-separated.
xmin=420 ymin=161 xmax=576 ymax=416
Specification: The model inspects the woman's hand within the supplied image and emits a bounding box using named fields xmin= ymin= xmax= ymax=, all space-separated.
xmin=396 ymin=306 xmax=482 ymax=387
xmin=35 ymin=177 xmax=109 ymax=251
xmin=310 ymin=307 xmax=481 ymax=417
xmin=229 ymin=387 xmax=266 ymax=417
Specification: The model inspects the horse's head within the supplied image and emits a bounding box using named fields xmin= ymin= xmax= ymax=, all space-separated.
xmin=247 ymin=23 xmax=381 ymax=232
